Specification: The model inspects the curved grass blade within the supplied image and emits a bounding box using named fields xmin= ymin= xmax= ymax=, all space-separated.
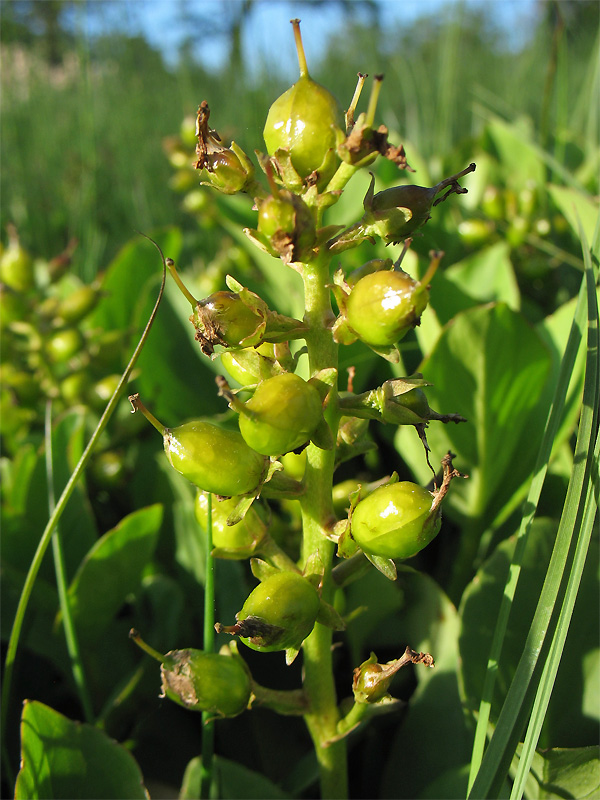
xmin=1 ymin=237 xmax=168 ymax=785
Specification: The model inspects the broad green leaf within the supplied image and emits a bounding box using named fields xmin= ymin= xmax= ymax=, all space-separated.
xmin=132 ymin=280 xmax=223 ymax=423
xmin=533 ymin=746 xmax=600 ymax=800
xmin=430 ymin=242 xmax=520 ymax=325
xmin=66 ymin=504 xmax=163 ymax=644
xmin=0 ymin=442 xmax=37 ymax=515
xmin=459 ymin=521 xmax=599 ymax=748
xmin=15 ymin=700 xmax=148 ymax=799
xmin=1 ymin=564 xmax=68 ymax=675
xmin=396 ymin=303 xmax=552 ymax=535
xmin=379 ymin=567 xmax=471 ymax=799
xmin=89 ymin=227 xmax=182 ymax=333
xmin=2 ymin=411 xmax=97 ymax=585
xmin=87 ymin=227 xmax=220 ymax=423
xmin=484 ymin=118 xmax=546 ymax=190
xmin=548 ymin=185 xmax=599 ymax=246
xmin=180 ymin=754 xmax=290 ymax=799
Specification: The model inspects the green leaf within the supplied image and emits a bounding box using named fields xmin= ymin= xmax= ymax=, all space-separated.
xmin=89 ymin=228 xmax=182 ymax=333
xmin=547 ymin=185 xmax=599 ymax=246
xmin=459 ymin=522 xmax=599 ymax=748
xmin=379 ymin=566 xmax=471 ymax=799
xmin=485 ymin=118 xmax=546 ymax=190
xmin=66 ymin=504 xmax=163 ymax=644
xmin=534 ymin=746 xmax=600 ymax=800
xmin=428 ymin=242 xmax=520 ymax=327
xmin=396 ymin=303 xmax=552 ymax=535
xmin=180 ymin=754 xmax=290 ymax=799
xmin=15 ymin=700 xmax=148 ymax=799
xmin=535 ymin=295 xmax=587 ymax=452
xmin=2 ymin=411 xmax=97 ymax=585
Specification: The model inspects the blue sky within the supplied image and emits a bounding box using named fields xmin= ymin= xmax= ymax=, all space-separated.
xmin=76 ymin=0 xmax=540 ymax=73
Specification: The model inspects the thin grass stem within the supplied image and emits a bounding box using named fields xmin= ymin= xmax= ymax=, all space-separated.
xmin=45 ymin=402 xmax=94 ymax=724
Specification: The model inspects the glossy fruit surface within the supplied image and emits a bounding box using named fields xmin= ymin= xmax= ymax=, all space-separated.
xmin=164 ymin=421 xmax=267 ymax=496
xmin=220 ymin=343 xmax=278 ymax=386
xmin=263 ymin=76 xmax=344 ymax=185
xmin=195 ymin=491 xmax=266 ymax=558
xmin=238 ymin=571 xmax=320 ymax=652
xmin=198 ymin=291 xmax=263 ymax=347
xmin=238 ymin=372 xmax=322 ymax=456
xmin=351 ymin=481 xmax=440 ymax=559
xmin=353 ymin=662 xmax=390 ymax=703
xmin=345 ymin=271 xmax=428 ymax=346
xmin=46 ymin=328 xmax=84 ymax=362
xmin=161 ymin=649 xmax=251 ymax=717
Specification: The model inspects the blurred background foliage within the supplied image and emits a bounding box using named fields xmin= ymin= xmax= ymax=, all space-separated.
xmin=1 ymin=2 xmax=598 ymax=798
xmin=1 ymin=0 xmax=597 ymax=278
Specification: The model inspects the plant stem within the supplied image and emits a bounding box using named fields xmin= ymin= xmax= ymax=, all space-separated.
xmin=200 ymin=494 xmax=215 ymax=800
xmin=299 ymin=254 xmax=348 ymax=799
xmin=45 ymin=402 xmax=94 ymax=724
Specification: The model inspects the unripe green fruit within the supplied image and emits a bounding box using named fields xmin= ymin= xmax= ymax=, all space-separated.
xmin=195 ymin=491 xmax=266 ymax=558
xmin=46 ymin=328 xmax=84 ymax=363
xmin=263 ymin=20 xmax=344 ymax=188
xmin=161 ymin=649 xmax=251 ymax=717
xmin=237 ymin=572 xmax=320 ymax=652
xmin=0 ymin=285 xmax=28 ymax=328
xmin=346 ymin=271 xmax=429 ymax=346
xmin=263 ymin=77 xmax=344 ymax=184
xmin=56 ymin=285 xmax=99 ymax=324
xmin=257 ymin=192 xmax=316 ymax=255
xmin=197 ymin=291 xmax=263 ymax=348
xmin=87 ymin=374 xmax=121 ymax=411
xmin=353 ymin=662 xmax=390 ymax=702
xmin=351 ymin=481 xmax=441 ymax=559
xmin=90 ymin=450 xmax=126 ymax=488
xmin=220 ymin=342 xmax=277 ymax=385
xmin=458 ymin=219 xmax=493 ymax=247
xmin=60 ymin=371 xmax=88 ymax=405
xmin=0 ymin=236 xmax=34 ymax=292
xmin=165 ymin=421 xmax=267 ymax=496
xmin=238 ymin=372 xmax=322 ymax=456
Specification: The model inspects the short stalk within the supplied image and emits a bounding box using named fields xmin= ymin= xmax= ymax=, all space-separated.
xmin=299 ymin=255 xmax=348 ymax=799
xmin=258 ymin=534 xmax=302 ymax=573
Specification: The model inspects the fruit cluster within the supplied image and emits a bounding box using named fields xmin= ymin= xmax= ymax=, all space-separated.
xmin=0 ymin=227 xmax=135 ymax=487
xmin=131 ymin=19 xmax=471 ymax=778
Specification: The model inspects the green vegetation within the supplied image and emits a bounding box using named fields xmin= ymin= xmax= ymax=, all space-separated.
xmin=1 ymin=2 xmax=598 ymax=799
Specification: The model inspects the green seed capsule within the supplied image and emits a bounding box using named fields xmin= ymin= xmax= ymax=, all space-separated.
xmin=353 ymin=662 xmax=390 ymax=703
xmin=161 ymin=649 xmax=251 ymax=717
xmin=195 ymin=491 xmax=266 ymax=558
xmin=0 ymin=228 xmax=34 ymax=292
xmin=351 ymin=481 xmax=441 ymax=559
xmin=165 ymin=421 xmax=267 ymax=496
xmin=56 ymin=285 xmax=100 ymax=325
xmin=238 ymin=372 xmax=323 ymax=456
xmin=237 ymin=571 xmax=320 ymax=652
xmin=46 ymin=328 xmax=84 ymax=363
xmin=345 ymin=270 xmax=429 ymax=347
xmin=263 ymin=20 xmax=344 ymax=188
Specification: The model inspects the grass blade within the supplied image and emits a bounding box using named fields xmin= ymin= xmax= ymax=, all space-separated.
xmin=467 ymin=253 xmax=590 ymax=793
xmin=200 ymin=493 xmax=215 ymax=800
xmin=469 ymin=226 xmax=600 ymax=799
xmin=510 ymin=227 xmax=599 ymax=799
xmin=1 ymin=239 xmax=167 ymax=785
xmin=45 ymin=401 xmax=94 ymax=724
